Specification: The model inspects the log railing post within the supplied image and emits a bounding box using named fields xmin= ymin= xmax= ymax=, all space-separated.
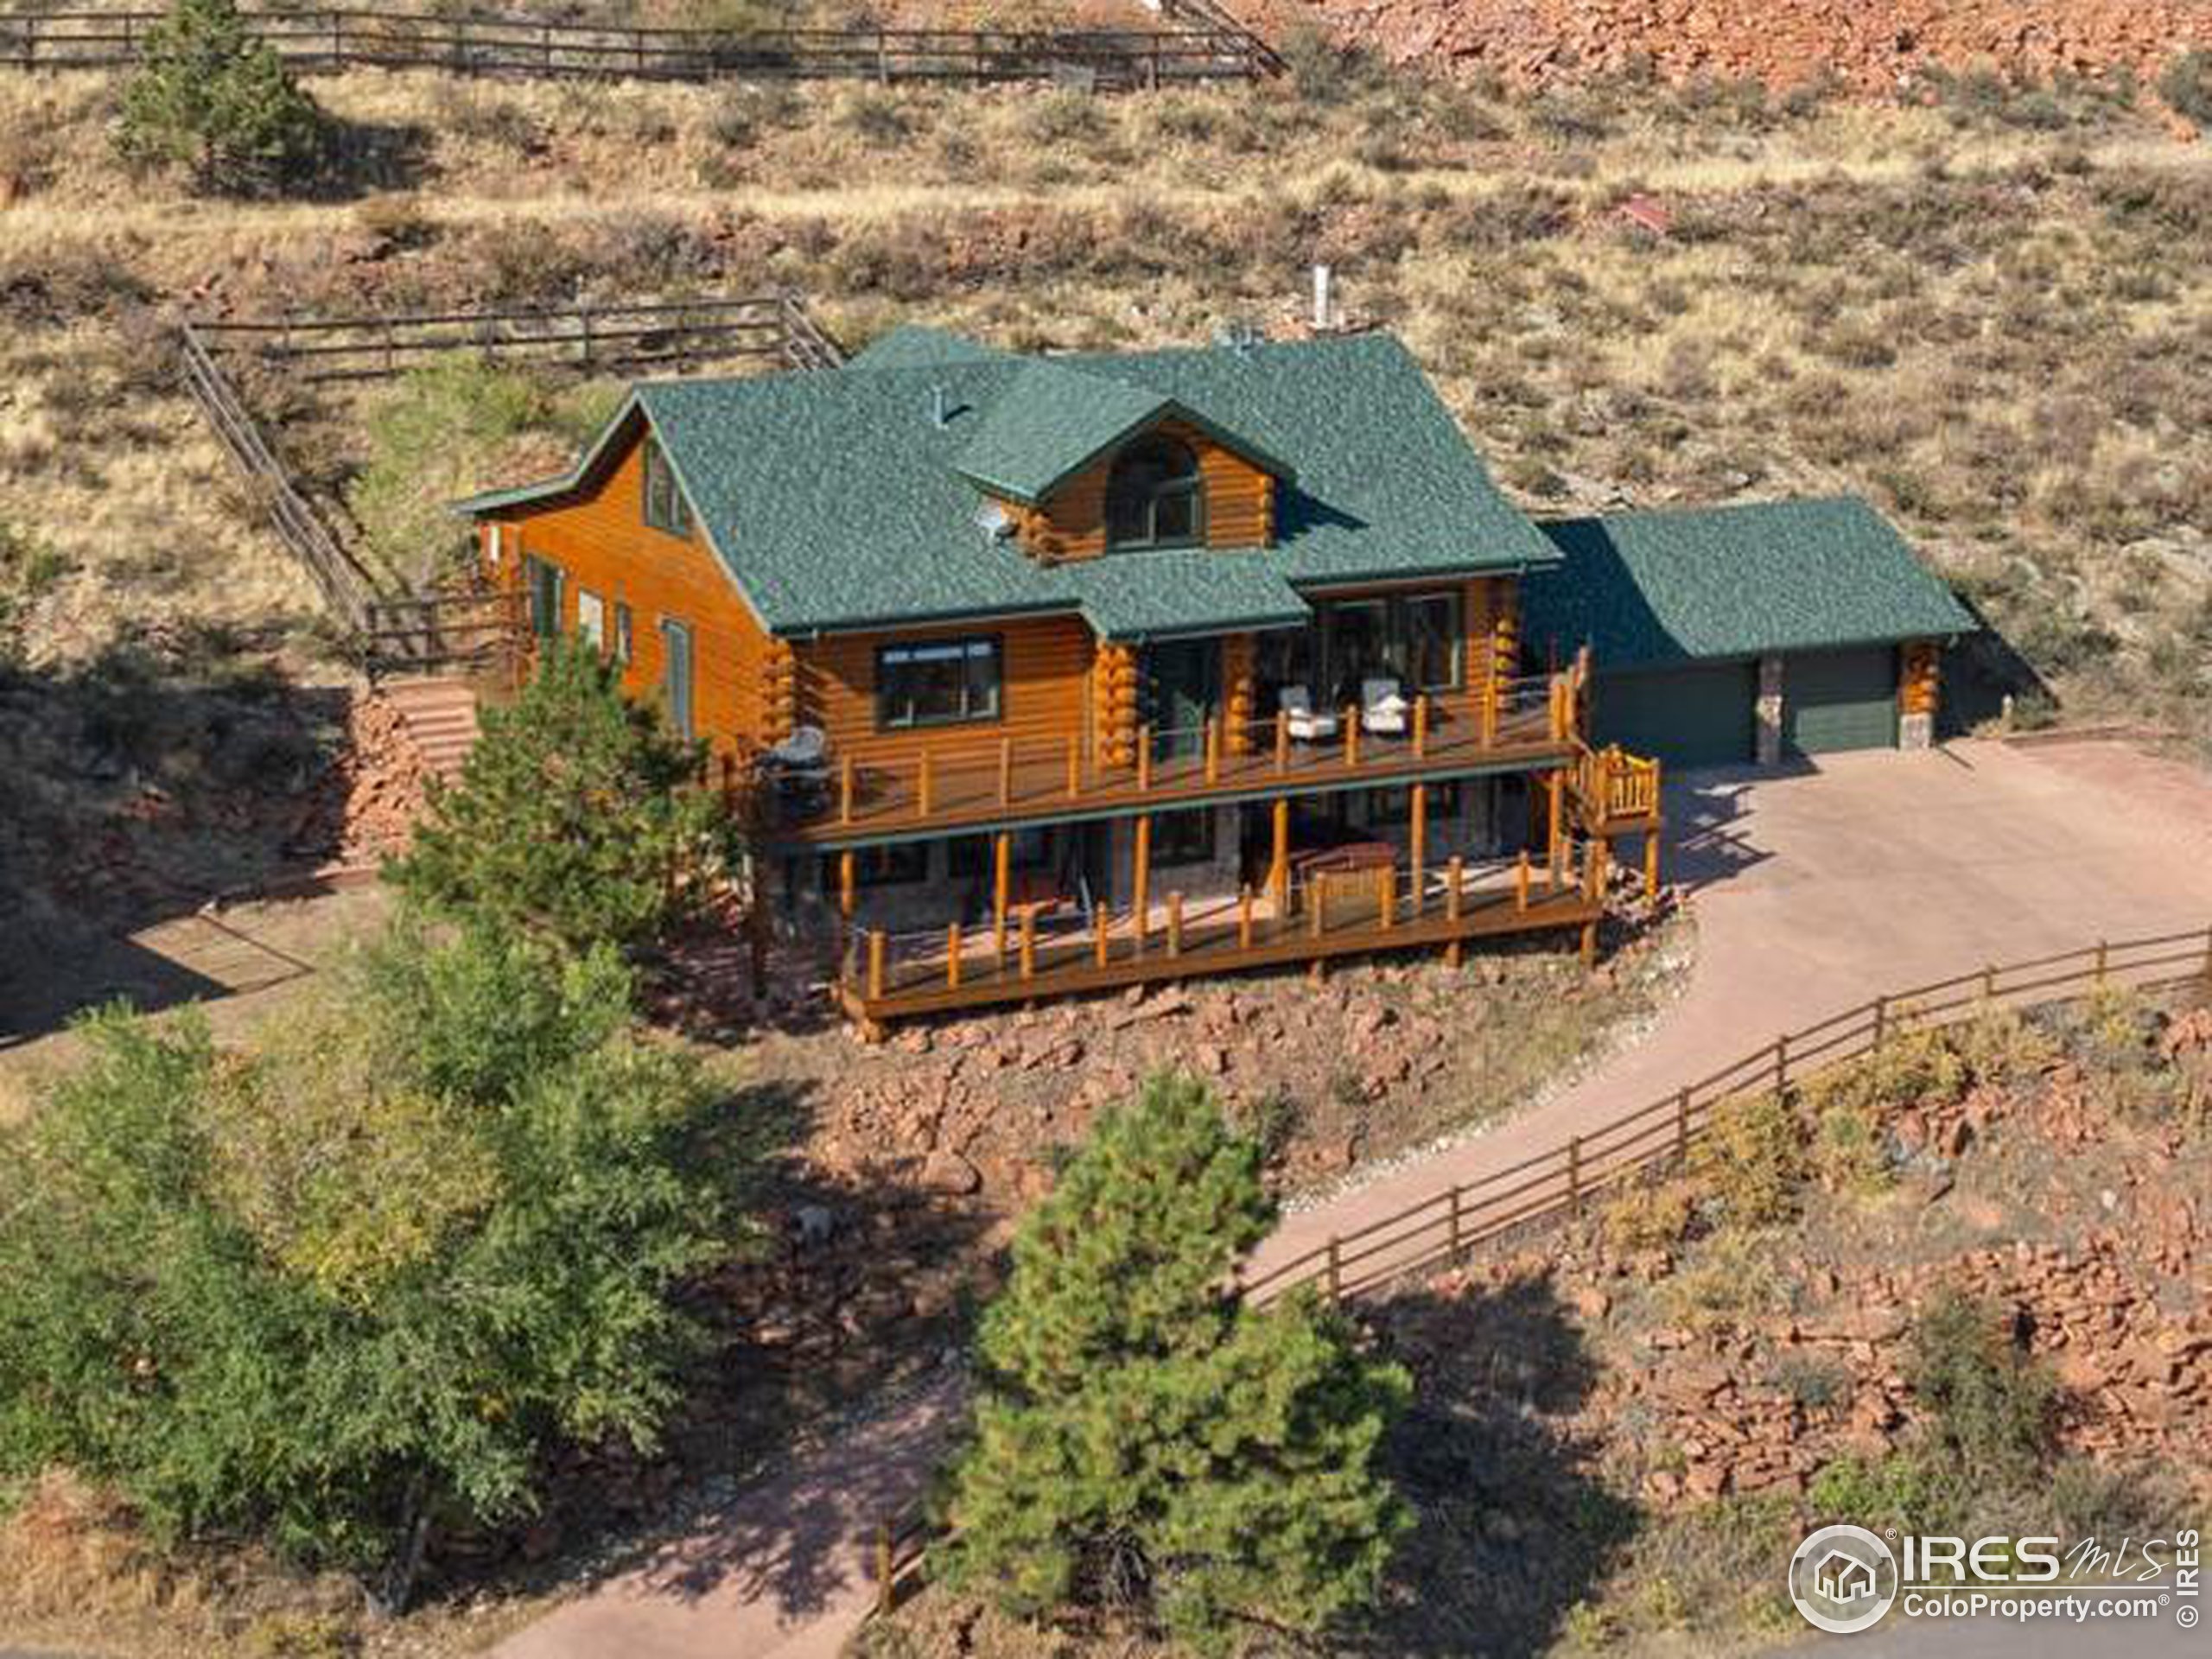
xmin=1019 ymin=907 xmax=1037 ymax=980
xmin=1238 ymin=885 xmax=1253 ymax=949
xmin=1448 ymin=1183 xmax=1465 ymax=1258
xmin=1310 ymin=874 xmax=1325 ymax=939
xmin=867 ymin=930 xmax=886 ymax=1000
xmin=1274 ymin=709 xmax=1289 ymax=773
xmin=945 ymin=922 xmax=962 ymax=990
xmin=1412 ymin=694 xmax=1428 ymax=758
xmin=1094 ymin=903 xmax=1110 ymax=969
xmin=1167 ymin=893 xmax=1183 ymax=957
xmin=1378 ymin=866 xmax=1394 ymax=931
xmin=1204 ymin=716 xmax=1220 ymax=785
xmin=1774 ymin=1033 xmax=1789 ymax=1093
xmin=1132 ymin=816 xmax=1152 ymax=957
xmin=840 ymin=753 xmax=855 ymax=825
xmin=1516 ymin=849 xmax=1530 ymax=912
xmin=2094 ymin=938 xmax=2108 ymax=985
xmin=1344 ymin=709 xmax=1359 ymax=770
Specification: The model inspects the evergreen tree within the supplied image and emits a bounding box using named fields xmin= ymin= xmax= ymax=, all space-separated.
xmin=387 ymin=639 xmax=734 ymax=958
xmin=938 ymin=1076 xmax=1410 ymax=1652
xmin=115 ymin=0 xmax=325 ymax=195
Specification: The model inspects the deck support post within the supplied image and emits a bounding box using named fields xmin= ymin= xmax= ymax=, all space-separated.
xmin=1310 ymin=874 xmax=1326 ymax=940
xmin=1580 ymin=918 xmax=1598 ymax=969
xmin=1019 ymin=909 xmax=1037 ymax=980
xmin=1413 ymin=695 xmax=1428 ymax=758
xmin=1167 ymin=893 xmax=1183 ymax=958
xmin=1445 ymin=855 xmax=1464 ymax=969
xmin=1643 ymin=828 xmax=1662 ymax=898
xmin=1408 ymin=782 xmax=1427 ymax=912
xmin=1516 ymin=850 xmax=1529 ymax=912
xmin=868 ymin=930 xmax=886 ymax=1001
xmin=1344 ymin=709 xmax=1359 ymax=770
xmin=945 ymin=922 xmax=962 ymax=990
xmin=839 ymin=849 xmax=856 ymax=920
xmin=1238 ymin=885 xmax=1253 ymax=949
xmin=1547 ymin=771 xmax=1566 ymax=883
xmin=1269 ymin=798 xmax=1290 ymax=909
xmin=1378 ymin=865 xmax=1394 ymax=931
xmin=1274 ymin=709 xmax=1289 ymax=773
xmin=1204 ymin=717 xmax=1220 ymax=785
xmin=1094 ymin=904 xmax=1109 ymax=969
xmin=993 ymin=832 xmax=1011 ymax=960
xmin=1133 ymin=816 xmax=1152 ymax=957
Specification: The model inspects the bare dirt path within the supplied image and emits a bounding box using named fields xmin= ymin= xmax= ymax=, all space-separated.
xmin=492 ymin=737 xmax=2212 ymax=1659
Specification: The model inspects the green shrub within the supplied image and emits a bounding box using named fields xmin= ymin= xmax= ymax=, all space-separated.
xmin=1904 ymin=1291 xmax=2055 ymax=1490
xmin=114 ymin=0 xmax=325 ymax=195
xmin=2160 ymin=50 xmax=2212 ymax=130
xmin=387 ymin=639 xmax=736 ymax=959
xmin=0 ymin=925 xmax=743 ymax=1600
xmin=937 ymin=1076 xmax=1410 ymax=1650
xmin=1696 ymin=1093 xmax=1805 ymax=1227
xmin=1812 ymin=1101 xmax=1893 ymax=1197
xmin=1600 ymin=1177 xmax=1694 ymax=1253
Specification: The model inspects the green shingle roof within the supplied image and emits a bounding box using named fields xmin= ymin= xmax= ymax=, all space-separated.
xmin=1524 ymin=498 xmax=1976 ymax=671
xmin=454 ymin=331 xmax=1560 ymax=642
xmin=950 ymin=360 xmax=1176 ymax=505
xmin=846 ymin=323 xmax=1012 ymax=371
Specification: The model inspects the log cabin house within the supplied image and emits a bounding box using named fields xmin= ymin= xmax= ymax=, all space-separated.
xmin=454 ymin=326 xmax=1973 ymax=1027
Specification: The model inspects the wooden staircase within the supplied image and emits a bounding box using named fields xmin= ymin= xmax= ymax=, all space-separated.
xmin=381 ymin=676 xmax=482 ymax=785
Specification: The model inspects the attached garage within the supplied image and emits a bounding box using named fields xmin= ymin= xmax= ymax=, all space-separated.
xmin=1592 ymin=660 xmax=1758 ymax=770
xmin=1783 ymin=645 xmax=1898 ymax=756
xmin=1522 ymin=496 xmax=1978 ymax=771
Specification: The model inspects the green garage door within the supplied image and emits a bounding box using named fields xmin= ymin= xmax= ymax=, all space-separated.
xmin=1784 ymin=646 xmax=1897 ymax=755
xmin=1592 ymin=661 xmax=1758 ymax=770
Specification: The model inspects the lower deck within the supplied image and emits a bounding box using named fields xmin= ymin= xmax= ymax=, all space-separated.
xmin=836 ymin=849 xmax=1608 ymax=1027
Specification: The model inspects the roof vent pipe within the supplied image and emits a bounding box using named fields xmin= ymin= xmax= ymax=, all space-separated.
xmin=1312 ymin=263 xmax=1333 ymax=332
xmin=930 ymin=385 xmax=950 ymax=428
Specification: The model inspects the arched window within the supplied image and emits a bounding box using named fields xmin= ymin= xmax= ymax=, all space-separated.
xmin=1105 ymin=435 xmax=1205 ymax=550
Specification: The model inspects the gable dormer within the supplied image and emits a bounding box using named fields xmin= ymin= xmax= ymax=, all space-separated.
xmin=951 ymin=361 xmax=1289 ymax=565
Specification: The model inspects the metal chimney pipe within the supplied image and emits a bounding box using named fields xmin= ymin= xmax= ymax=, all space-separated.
xmin=1312 ymin=263 xmax=1332 ymax=331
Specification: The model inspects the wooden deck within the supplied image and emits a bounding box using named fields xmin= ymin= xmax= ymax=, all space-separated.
xmin=836 ymin=855 xmax=1605 ymax=1026
xmin=774 ymin=683 xmax=1574 ymax=847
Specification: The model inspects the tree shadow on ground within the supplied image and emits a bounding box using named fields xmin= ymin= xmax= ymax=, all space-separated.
xmin=431 ymin=1071 xmax=998 ymax=1623
xmin=1359 ymin=1271 xmax=1640 ymax=1657
xmin=315 ymin=118 xmax=436 ymax=200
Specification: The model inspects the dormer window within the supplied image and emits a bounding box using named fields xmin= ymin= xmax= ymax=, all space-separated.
xmin=641 ymin=436 xmax=691 ymax=539
xmin=1105 ymin=436 xmax=1204 ymax=550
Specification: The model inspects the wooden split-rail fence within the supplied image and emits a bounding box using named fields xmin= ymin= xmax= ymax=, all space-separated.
xmin=176 ymin=292 xmax=844 ymax=673
xmin=863 ymin=921 xmax=2212 ymax=1616
xmin=0 ymin=4 xmax=1279 ymax=86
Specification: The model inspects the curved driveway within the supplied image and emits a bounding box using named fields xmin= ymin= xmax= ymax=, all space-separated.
xmin=495 ymin=737 xmax=2212 ymax=1659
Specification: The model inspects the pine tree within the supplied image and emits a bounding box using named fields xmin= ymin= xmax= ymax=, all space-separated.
xmin=115 ymin=0 xmax=324 ymax=195
xmin=938 ymin=1076 xmax=1411 ymax=1652
xmin=386 ymin=639 xmax=734 ymax=957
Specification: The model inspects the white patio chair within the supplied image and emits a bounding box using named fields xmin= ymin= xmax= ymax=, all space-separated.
xmin=1281 ymin=685 xmax=1338 ymax=742
xmin=1361 ymin=677 xmax=1410 ymax=737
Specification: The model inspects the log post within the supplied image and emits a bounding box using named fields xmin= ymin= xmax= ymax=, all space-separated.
xmin=1379 ymin=865 xmax=1395 ymax=931
xmin=1274 ymin=709 xmax=1289 ymax=772
xmin=1872 ymin=993 xmax=1887 ymax=1052
xmin=1204 ymin=716 xmax=1220 ymax=785
xmin=868 ymin=930 xmax=886 ymax=1000
xmin=1094 ymin=903 xmax=1110 ymax=969
xmin=840 ymin=753 xmax=855 ymax=825
xmin=1643 ymin=829 xmax=1661 ymax=898
xmin=1412 ymin=694 xmax=1428 ymax=758
xmin=839 ymin=849 xmax=856 ymax=920
xmin=1547 ymin=772 xmax=1566 ymax=882
xmin=1270 ymin=798 xmax=1290 ymax=909
xmin=993 ymin=831 xmax=1011 ymax=961
xmin=1133 ymin=816 xmax=1152 ymax=957
xmin=1238 ymin=885 xmax=1254 ymax=949
xmin=945 ymin=922 xmax=962 ymax=990
xmin=1408 ymin=782 xmax=1427 ymax=910
xmin=1326 ymin=1236 xmax=1341 ymax=1301
xmin=1344 ymin=709 xmax=1359 ymax=770
xmin=1020 ymin=908 xmax=1037 ymax=980
xmin=1310 ymin=874 xmax=1325 ymax=939
xmin=1167 ymin=892 xmax=1183 ymax=957
xmin=1516 ymin=849 xmax=1529 ymax=912
xmin=1445 ymin=855 xmax=1464 ymax=969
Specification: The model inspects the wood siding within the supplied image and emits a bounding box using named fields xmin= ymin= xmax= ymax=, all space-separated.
xmin=1017 ymin=418 xmax=1274 ymax=562
xmin=799 ymin=613 xmax=1098 ymax=771
xmin=482 ymin=418 xmax=773 ymax=760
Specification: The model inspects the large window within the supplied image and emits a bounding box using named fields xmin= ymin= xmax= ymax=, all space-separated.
xmin=660 ymin=618 xmax=695 ymax=742
xmin=1313 ymin=590 xmax=1465 ymax=702
xmin=1105 ymin=435 xmax=1205 ymax=550
xmin=576 ymin=588 xmax=606 ymax=652
xmin=641 ymin=436 xmax=691 ymax=538
xmin=876 ymin=637 xmax=1002 ymax=729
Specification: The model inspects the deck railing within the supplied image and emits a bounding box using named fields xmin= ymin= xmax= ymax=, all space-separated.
xmin=1573 ymin=742 xmax=1663 ymax=827
xmin=783 ymin=675 xmax=1573 ymax=841
xmin=840 ymin=840 xmax=1604 ymax=1019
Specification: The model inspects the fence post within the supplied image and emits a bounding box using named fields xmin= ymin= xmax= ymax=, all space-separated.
xmin=1675 ymin=1086 xmax=1691 ymax=1164
xmin=1982 ymin=962 xmax=1997 ymax=1001
xmin=1774 ymin=1033 xmax=1789 ymax=1093
xmin=1872 ymin=993 xmax=1886 ymax=1052
xmin=1325 ymin=1236 xmax=1341 ymax=1301
xmin=1448 ymin=1183 xmax=1464 ymax=1257
xmin=2204 ymin=924 xmax=2212 ymax=981
xmin=1566 ymin=1136 xmax=1583 ymax=1217
xmin=2094 ymin=938 xmax=2108 ymax=986
xmin=874 ymin=1518 xmax=894 ymax=1615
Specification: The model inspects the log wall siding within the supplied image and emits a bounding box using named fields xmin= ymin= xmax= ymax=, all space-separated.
xmin=1019 ymin=418 xmax=1274 ymax=562
xmin=1899 ymin=639 xmax=1942 ymax=717
xmin=1094 ymin=642 xmax=1141 ymax=768
xmin=483 ymin=425 xmax=772 ymax=757
xmin=798 ymin=614 xmax=1098 ymax=770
